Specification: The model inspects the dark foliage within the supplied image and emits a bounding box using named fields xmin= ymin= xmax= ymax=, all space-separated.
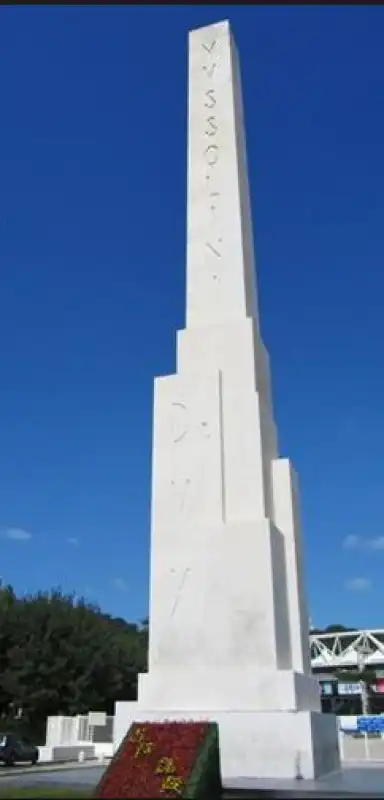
xmin=0 ymin=584 xmax=148 ymax=743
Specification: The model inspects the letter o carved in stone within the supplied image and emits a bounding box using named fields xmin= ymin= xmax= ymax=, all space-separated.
xmin=204 ymin=144 xmax=219 ymax=167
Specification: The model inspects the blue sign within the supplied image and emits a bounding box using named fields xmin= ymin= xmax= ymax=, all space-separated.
xmin=357 ymin=716 xmax=384 ymax=733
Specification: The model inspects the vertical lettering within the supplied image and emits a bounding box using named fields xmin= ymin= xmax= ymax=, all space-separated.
xmin=204 ymin=145 xmax=219 ymax=166
xmin=202 ymin=40 xmax=216 ymax=55
xmin=202 ymin=63 xmax=216 ymax=79
xmin=204 ymin=90 xmax=216 ymax=109
xmin=206 ymin=239 xmax=222 ymax=258
xmin=205 ymin=116 xmax=218 ymax=137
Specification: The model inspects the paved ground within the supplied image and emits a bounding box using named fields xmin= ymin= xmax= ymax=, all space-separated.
xmin=2 ymin=759 xmax=384 ymax=797
xmin=226 ymin=761 xmax=384 ymax=798
xmin=0 ymin=764 xmax=104 ymax=789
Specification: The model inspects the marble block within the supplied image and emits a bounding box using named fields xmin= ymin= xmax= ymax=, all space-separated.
xmin=113 ymin=18 xmax=340 ymax=783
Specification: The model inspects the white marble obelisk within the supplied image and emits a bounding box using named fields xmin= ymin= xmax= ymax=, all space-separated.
xmin=114 ymin=20 xmax=340 ymax=782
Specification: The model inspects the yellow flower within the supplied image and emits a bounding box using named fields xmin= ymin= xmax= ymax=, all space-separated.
xmin=134 ymin=740 xmax=155 ymax=759
xmin=129 ymin=727 xmax=145 ymax=743
xmin=160 ymin=775 xmax=184 ymax=794
xmin=155 ymin=756 xmax=176 ymax=775
xmin=129 ymin=728 xmax=155 ymax=758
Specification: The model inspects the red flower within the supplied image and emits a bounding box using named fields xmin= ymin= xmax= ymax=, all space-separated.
xmin=95 ymin=721 xmax=209 ymax=798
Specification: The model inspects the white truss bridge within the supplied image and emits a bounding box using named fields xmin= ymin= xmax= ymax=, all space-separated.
xmin=310 ymin=629 xmax=384 ymax=671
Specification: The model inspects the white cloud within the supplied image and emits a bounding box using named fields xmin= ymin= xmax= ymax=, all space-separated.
xmin=112 ymin=577 xmax=129 ymax=593
xmin=369 ymin=536 xmax=384 ymax=550
xmin=345 ymin=577 xmax=371 ymax=592
xmin=5 ymin=527 xmax=32 ymax=541
xmin=66 ymin=537 xmax=79 ymax=546
xmin=342 ymin=534 xmax=360 ymax=549
xmin=342 ymin=535 xmax=384 ymax=551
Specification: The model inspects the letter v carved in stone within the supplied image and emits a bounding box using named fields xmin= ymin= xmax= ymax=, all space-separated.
xmin=202 ymin=40 xmax=216 ymax=55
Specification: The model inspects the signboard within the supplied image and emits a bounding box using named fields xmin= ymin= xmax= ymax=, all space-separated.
xmin=357 ymin=716 xmax=384 ymax=734
xmin=339 ymin=716 xmax=358 ymax=732
xmin=338 ymin=682 xmax=361 ymax=695
xmin=88 ymin=711 xmax=107 ymax=727
xmin=373 ymin=678 xmax=384 ymax=694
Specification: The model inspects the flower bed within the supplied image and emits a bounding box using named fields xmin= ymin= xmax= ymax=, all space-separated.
xmin=94 ymin=720 xmax=221 ymax=799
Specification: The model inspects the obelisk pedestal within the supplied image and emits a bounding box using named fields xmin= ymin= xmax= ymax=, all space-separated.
xmin=114 ymin=20 xmax=340 ymax=782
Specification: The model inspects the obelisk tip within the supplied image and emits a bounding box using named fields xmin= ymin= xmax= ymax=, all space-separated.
xmin=189 ymin=19 xmax=231 ymax=38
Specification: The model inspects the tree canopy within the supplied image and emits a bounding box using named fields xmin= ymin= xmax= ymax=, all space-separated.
xmin=0 ymin=585 xmax=148 ymax=742
xmin=1 ymin=586 xmax=365 ymax=742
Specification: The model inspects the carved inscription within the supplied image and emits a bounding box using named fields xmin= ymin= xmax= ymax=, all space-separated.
xmin=206 ymin=239 xmax=222 ymax=258
xmin=170 ymin=402 xmax=213 ymax=442
xmin=205 ymin=116 xmax=218 ymax=137
xmin=209 ymin=191 xmax=219 ymax=212
xmin=169 ymin=396 xmax=214 ymax=512
xmin=202 ymin=63 xmax=216 ymax=79
xmin=171 ymin=402 xmax=187 ymax=444
xmin=202 ymin=40 xmax=216 ymax=54
xmin=170 ymin=568 xmax=191 ymax=617
xmin=201 ymin=37 xmax=222 ymax=268
xmin=204 ymin=144 xmax=219 ymax=167
xmin=204 ymin=89 xmax=216 ymax=109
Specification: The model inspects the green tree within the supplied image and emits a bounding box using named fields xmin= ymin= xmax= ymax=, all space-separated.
xmin=0 ymin=586 xmax=148 ymax=741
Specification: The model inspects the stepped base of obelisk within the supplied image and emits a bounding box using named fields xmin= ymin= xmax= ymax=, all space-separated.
xmin=137 ymin=667 xmax=321 ymax=712
xmin=114 ymin=702 xmax=340 ymax=781
xmin=121 ymin=515 xmax=340 ymax=781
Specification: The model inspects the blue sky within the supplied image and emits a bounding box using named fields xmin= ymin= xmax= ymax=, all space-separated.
xmin=1 ymin=5 xmax=384 ymax=631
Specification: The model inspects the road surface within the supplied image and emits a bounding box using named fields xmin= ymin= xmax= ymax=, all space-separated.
xmin=0 ymin=763 xmax=105 ymax=789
